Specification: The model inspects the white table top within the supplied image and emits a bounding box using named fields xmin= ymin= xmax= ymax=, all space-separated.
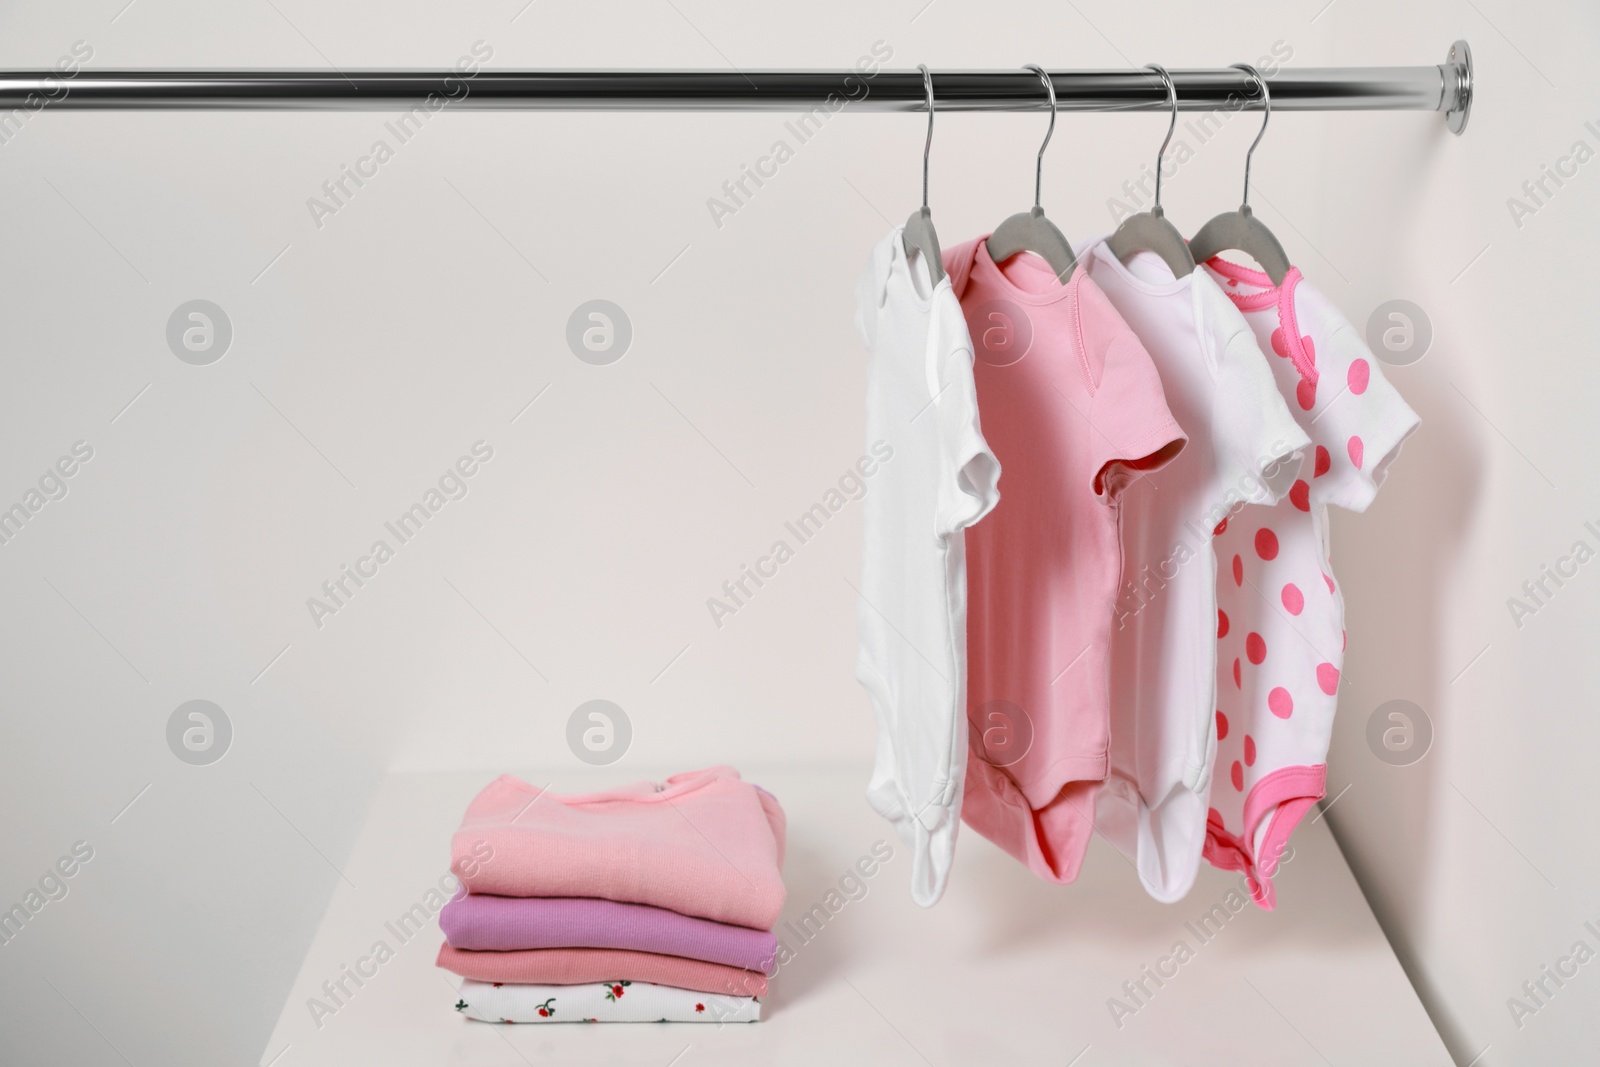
xmin=262 ymin=764 xmax=1450 ymax=1067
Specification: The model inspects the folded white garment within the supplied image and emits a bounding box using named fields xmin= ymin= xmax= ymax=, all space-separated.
xmin=454 ymin=978 xmax=762 ymax=1024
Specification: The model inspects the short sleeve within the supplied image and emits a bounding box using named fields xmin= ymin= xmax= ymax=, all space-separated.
xmin=1075 ymin=275 xmax=1186 ymax=498
xmin=1086 ymin=333 xmax=1188 ymax=498
xmin=1215 ymin=324 xmax=1311 ymax=505
xmin=854 ymin=233 xmax=895 ymax=352
xmin=932 ymin=312 xmax=1000 ymax=536
xmin=1306 ymin=326 xmax=1420 ymax=513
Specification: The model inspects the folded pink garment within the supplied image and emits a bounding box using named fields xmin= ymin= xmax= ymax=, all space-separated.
xmin=440 ymin=894 xmax=778 ymax=973
xmin=450 ymin=767 xmax=786 ymax=929
xmin=436 ymin=944 xmax=768 ymax=998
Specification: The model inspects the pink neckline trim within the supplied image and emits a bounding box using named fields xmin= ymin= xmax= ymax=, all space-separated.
xmin=974 ymin=237 xmax=1083 ymax=307
xmin=1204 ymin=258 xmax=1318 ymax=386
xmin=967 ymin=239 xmax=1101 ymax=395
xmin=1206 ymin=256 xmax=1276 ymax=296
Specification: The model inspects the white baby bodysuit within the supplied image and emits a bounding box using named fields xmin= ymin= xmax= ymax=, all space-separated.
xmin=855 ymin=227 xmax=1001 ymax=906
xmin=1202 ymin=258 xmax=1419 ymax=908
xmin=1080 ymin=237 xmax=1310 ymax=904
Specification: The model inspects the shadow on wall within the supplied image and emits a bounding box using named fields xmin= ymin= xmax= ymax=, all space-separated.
xmin=1319 ymin=117 xmax=1486 ymax=1062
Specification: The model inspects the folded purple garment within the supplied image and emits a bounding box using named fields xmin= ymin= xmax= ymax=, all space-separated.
xmin=440 ymin=894 xmax=778 ymax=973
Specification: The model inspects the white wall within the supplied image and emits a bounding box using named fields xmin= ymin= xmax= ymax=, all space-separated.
xmin=1314 ymin=6 xmax=1600 ymax=1065
xmin=0 ymin=2 xmax=1594 ymax=1065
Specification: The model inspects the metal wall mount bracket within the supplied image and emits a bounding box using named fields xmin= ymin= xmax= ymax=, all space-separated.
xmin=1446 ymin=39 xmax=1473 ymax=135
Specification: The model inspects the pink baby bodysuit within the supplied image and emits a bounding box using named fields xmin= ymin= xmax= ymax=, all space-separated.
xmin=450 ymin=767 xmax=786 ymax=929
xmin=436 ymin=944 xmax=768 ymax=997
xmin=1202 ymin=259 xmax=1419 ymax=908
xmin=943 ymin=238 xmax=1186 ymax=884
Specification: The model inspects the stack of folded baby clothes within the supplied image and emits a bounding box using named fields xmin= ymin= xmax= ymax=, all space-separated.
xmin=439 ymin=766 xmax=786 ymax=1023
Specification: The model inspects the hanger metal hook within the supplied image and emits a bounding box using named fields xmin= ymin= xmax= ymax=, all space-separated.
xmin=1144 ymin=63 xmax=1177 ymax=217
xmin=918 ymin=64 xmax=935 ymax=212
xmin=1024 ymin=63 xmax=1056 ymax=211
xmin=1232 ymin=62 xmax=1269 ymax=213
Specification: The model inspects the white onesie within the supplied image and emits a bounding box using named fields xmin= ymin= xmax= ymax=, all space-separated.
xmin=1202 ymin=258 xmax=1419 ymax=908
xmin=855 ymin=228 xmax=1001 ymax=906
xmin=1080 ymin=237 xmax=1310 ymax=903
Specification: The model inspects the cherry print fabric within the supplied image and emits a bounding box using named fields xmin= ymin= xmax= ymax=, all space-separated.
xmin=1080 ymin=239 xmax=1310 ymax=904
xmin=942 ymin=237 xmax=1186 ymax=887
xmin=1203 ymin=259 xmax=1420 ymax=908
xmin=454 ymin=978 xmax=762 ymax=1024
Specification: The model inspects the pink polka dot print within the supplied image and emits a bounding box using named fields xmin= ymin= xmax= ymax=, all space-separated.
xmin=1214 ymin=516 xmax=1228 ymax=536
xmin=1296 ymin=377 xmax=1317 ymax=411
xmin=1317 ymin=663 xmax=1340 ymax=694
xmin=1288 ymin=480 xmax=1310 ymax=512
xmin=1199 ymin=277 xmax=1414 ymax=868
xmin=1348 ymin=358 xmax=1370 ymax=395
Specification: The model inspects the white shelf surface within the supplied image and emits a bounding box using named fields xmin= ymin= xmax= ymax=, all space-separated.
xmin=262 ymin=764 xmax=1451 ymax=1067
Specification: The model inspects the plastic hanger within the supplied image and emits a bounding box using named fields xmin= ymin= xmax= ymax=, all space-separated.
xmin=1187 ymin=63 xmax=1291 ymax=284
xmin=901 ymin=65 xmax=946 ymax=287
xmin=1106 ymin=64 xmax=1195 ymax=278
xmin=985 ymin=64 xmax=1077 ymax=283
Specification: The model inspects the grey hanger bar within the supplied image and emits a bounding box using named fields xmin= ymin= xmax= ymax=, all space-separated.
xmin=0 ymin=41 xmax=1472 ymax=133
